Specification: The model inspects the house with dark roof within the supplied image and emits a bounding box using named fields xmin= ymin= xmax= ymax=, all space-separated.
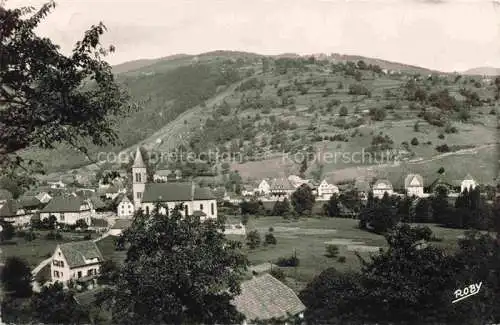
xmin=0 ymin=199 xmax=31 ymax=227
xmin=132 ymin=147 xmax=218 ymax=219
xmin=269 ymin=178 xmax=295 ymax=199
xmin=40 ymin=196 xmax=91 ymax=225
xmin=0 ymin=188 xmax=13 ymax=204
xmin=51 ymin=241 xmax=104 ymax=286
xmin=19 ymin=196 xmax=44 ymax=213
xmin=232 ymin=273 xmax=305 ymax=324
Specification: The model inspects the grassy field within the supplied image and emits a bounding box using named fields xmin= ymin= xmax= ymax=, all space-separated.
xmin=0 ymin=231 xmax=101 ymax=268
xmin=226 ymin=216 xmax=467 ymax=291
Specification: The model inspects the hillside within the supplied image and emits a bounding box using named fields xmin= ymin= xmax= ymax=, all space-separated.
xmin=462 ymin=67 xmax=500 ymax=76
xmin=24 ymin=51 xmax=499 ymax=187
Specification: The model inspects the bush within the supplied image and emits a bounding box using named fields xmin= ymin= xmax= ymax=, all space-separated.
xmin=369 ymin=107 xmax=386 ymax=121
xmin=337 ymin=256 xmax=346 ymax=263
xmin=438 ymin=133 xmax=445 ymax=139
xmin=276 ymin=255 xmax=300 ymax=267
xmin=435 ymin=144 xmax=450 ymax=153
xmin=325 ymin=244 xmax=339 ymax=258
xmin=246 ymin=230 xmax=261 ymax=249
xmin=444 ymin=124 xmax=458 ymax=134
xmin=45 ymin=231 xmax=63 ymax=241
xmin=339 ymin=106 xmax=348 ymax=116
xmin=264 ymin=233 xmax=277 ymax=246
xmin=411 ymin=137 xmax=419 ymax=146
xmin=269 ymin=268 xmax=286 ymax=282
xmin=24 ymin=232 xmax=36 ymax=242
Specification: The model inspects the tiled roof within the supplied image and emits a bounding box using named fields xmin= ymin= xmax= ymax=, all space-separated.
xmin=154 ymin=169 xmax=171 ymax=177
xmin=59 ymin=241 xmax=104 ymax=269
xmin=232 ymin=274 xmax=305 ymax=322
xmin=41 ymin=196 xmax=88 ymax=213
xmin=270 ymin=178 xmax=294 ymax=191
xmin=0 ymin=189 xmax=13 ymax=201
xmin=0 ymin=200 xmax=23 ymax=217
xmin=18 ymin=196 xmax=42 ymax=209
xmin=142 ymin=183 xmax=215 ymax=203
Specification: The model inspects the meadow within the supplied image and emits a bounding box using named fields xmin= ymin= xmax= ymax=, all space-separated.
xmin=227 ymin=216 xmax=468 ymax=292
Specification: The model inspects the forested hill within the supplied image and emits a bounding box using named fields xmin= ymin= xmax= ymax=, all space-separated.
xmin=23 ymin=52 xmax=498 ymax=186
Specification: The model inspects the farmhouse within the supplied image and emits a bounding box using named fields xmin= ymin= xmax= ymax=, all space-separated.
xmin=132 ymin=147 xmax=217 ymax=219
xmin=269 ymin=178 xmax=295 ymax=199
xmin=317 ymin=179 xmax=339 ymax=200
xmin=0 ymin=200 xmax=31 ymax=227
xmin=372 ymin=179 xmax=393 ymax=198
xmin=461 ymin=174 xmax=477 ymax=193
xmin=40 ymin=196 xmax=92 ymax=225
xmin=233 ymin=273 xmax=305 ymax=324
xmin=404 ymin=174 xmax=424 ymax=197
xmin=51 ymin=241 xmax=104 ymax=286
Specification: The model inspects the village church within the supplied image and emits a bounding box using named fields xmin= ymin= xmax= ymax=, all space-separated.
xmin=129 ymin=147 xmax=217 ymax=219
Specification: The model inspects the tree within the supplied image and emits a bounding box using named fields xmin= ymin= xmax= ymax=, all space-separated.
xmin=31 ymin=282 xmax=87 ymax=324
xmin=411 ymin=137 xmax=419 ymax=146
xmin=246 ymin=230 xmax=261 ymax=249
xmin=0 ymin=3 xmax=130 ymax=173
xmin=272 ymin=198 xmax=291 ymax=216
xmin=339 ymin=106 xmax=348 ymax=117
xmin=75 ymin=218 xmax=88 ymax=230
xmin=98 ymin=259 xmax=119 ymax=285
xmin=264 ymin=232 xmax=277 ymax=246
xmin=1 ymin=256 xmax=32 ymax=298
xmin=323 ymin=194 xmax=340 ymax=217
xmin=291 ymin=184 xmax=315 ymax=215
xmin=299 ymin=157 xmax=308 ymax=178
xmin=103 ymin=205 xmax=247 ymax=324
xmin=0 ymin=221 xmax=15 ymax=242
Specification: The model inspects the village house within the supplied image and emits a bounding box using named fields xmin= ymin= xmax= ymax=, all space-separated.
xmin=0 ymin=189 xmax=13 ymax=206
xmin=51 ymin=241 xmax=104 ymax=287
xmin=0 ymin=200 xmax=32 ymax=227
xmin=317 ymin=179 xmax=339 ymax=200
xmin=232 ymin=273 xmax=306 ymax=324
xmin=153 ymin=169 xmax=171 ymax=183
xmin=19 ymin=196 xmax=44 ymax=214
xmin=461 ymin=174 xmax=477 ymax=193
xmin=47 ymin=180 xmax=66 ymax=189
xmin=116 ymin=194 xmax=134 ymax=218
xmin=255 ymin=179 xmax=271 ymax=196
xmin=40 ymin=196 xmax=92 ymax=225
xmin=404 ymin=174 xmax=424 ymax=197
xmin=132 ymin=147 xmax=218 ymax=219
xmin=372 ymin=179 xmax=393 ymax=198
xmin=269 ymin=178 xmax=295 ymax=199
xmin=35 ymin=191 xmax=52 ymax=204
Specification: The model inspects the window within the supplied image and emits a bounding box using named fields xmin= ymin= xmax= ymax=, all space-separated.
xmin=211 ymin=203 xmax=215 ymax=215
xmin=61 ymin=272 xmax=63 ymax=277
xmin=135 ymin=172 xmax=142 ymax=183
xmin=136 ymin=192 xmax=142 ymax=199
xmin=61 ymin=261 xmax=64 ymax=267
xmin=60 ymin=214 xmax=65 ymax=221
xmin=54 ymin=271 xmax=59 ymax=278
xmin=200 ymin=204 xmax=204 ymax=210
xmin=87 ymin=270 xmax=92 ymax=276
xmin=77 ymin=271 xmax=82 ymax=278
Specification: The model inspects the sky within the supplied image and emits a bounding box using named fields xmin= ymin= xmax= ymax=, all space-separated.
xmin=6 ymin=0 xmax=500 ymax=72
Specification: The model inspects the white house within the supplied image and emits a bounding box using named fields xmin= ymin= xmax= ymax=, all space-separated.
xmin=0 ymin=200 xmax=32 ymax=227
xmin=117 ymin=195 xmax=134 ymax=218
xmin=47 ymin=180 xmax=66 ymax=189
xmin=461 ymin=174 xmax=477 ymax=193
xmin=317 ymin=179 xmax=339 ymax=200
xmin=51 ymin=241 xmax=104 ymax=285
xmin=372 ymin=179 xmax=393 ymax=198
xmin=153 ymin=169 xmax=171 ymax=183
xmin=40 ymin=196 xmax=92 ymax=225
xmin=256 ymin=180 xmax=271 ymax=195
xmin=404 ymin=174 xmax=424 ymax=197
xmin=132 ymin=147 xmax=218 ymax=219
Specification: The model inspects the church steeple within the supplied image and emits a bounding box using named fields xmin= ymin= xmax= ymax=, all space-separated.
xmin=133 ymin=146 xmax=146 ymax=168
xmin=132 ymin=147 xmax=147 ymax=211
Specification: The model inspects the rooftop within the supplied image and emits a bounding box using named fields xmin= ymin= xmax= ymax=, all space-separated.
xmin=142 ymin=183 xmax=215 ymax=203
xmin=58 ymin=241 xmax=104 ymax=269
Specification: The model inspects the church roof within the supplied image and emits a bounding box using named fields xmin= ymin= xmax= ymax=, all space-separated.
xmin=132 ymin=147 xmax=146 ymax=168
xmin=141 ymin=183 xmax=215 ymax=203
